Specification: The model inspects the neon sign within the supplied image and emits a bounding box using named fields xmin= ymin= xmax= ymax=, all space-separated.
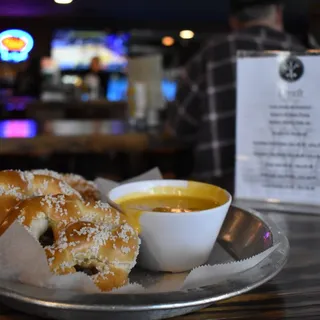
xmin=0 ymin=29 xmax=34 ymax=63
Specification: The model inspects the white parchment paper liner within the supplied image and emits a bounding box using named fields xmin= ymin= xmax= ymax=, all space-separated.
xmin=0 ymin=168 xmax=279 ymax=294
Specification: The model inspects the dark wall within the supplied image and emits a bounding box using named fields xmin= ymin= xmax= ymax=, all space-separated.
xmin=0 ymin=17 xmax=114 ymax=58
xmin=0 ymin=16 xmax=228 ymax=60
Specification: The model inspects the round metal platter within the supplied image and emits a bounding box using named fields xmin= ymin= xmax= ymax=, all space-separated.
xmin=0 ymin=206 xmax=289 ymax=320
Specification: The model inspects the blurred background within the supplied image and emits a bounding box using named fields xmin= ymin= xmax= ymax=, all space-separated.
xmin=0 ymin=0 xmax=318 ymax=183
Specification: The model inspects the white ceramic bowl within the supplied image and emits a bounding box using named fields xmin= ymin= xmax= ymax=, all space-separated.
xmin=108 ymin=180 xmax=232 ymax=273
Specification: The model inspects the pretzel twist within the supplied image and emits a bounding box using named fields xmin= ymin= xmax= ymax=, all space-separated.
xmin=3 ymin=194 xmax=140 ymax=292
xmin=30 ymin=170 xmax=100 ymax=202
xmin=0 ymin=170 xmax=82 ymax=223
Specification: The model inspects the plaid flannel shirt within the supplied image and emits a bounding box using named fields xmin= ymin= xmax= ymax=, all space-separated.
xmin=171 ymin=25 xmax=304 ymax=183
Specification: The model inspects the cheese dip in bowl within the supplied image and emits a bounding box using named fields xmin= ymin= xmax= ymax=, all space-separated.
xmin=108 ymin=180 xmax=232 ymax=272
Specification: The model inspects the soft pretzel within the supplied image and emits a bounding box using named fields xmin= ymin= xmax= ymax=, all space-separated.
xmin=0 ymin=170 xmax=82 ymax=224
xmin=3 ymin=194 xmax=140 ymax=292
xmin=62 ymin=173 xmax=100 ymax=202
xmin=30 ymin=169 xmax=100 ymax=202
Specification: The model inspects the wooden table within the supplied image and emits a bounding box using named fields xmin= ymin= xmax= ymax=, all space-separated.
xmin=0 ymin=211 xmax=318 ymax=319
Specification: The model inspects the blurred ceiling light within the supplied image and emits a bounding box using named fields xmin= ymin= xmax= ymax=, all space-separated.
xmin=54 ymin=0 xmax=73 ymax=4
xmin=179 ymin=30 xmax=194 ymax=39
xmin=162 ymin=36 xmax=175 ymax=46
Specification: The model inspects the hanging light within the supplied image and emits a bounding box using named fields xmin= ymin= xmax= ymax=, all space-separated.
xmin=54 ymin=0 xmax=73 ymax=4
xmin=179 ymin=30 xmax=194 ymax=40
xmin=162 ymin=36 xmax=175 ymax=46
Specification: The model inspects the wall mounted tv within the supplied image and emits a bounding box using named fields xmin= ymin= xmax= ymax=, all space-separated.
xmin=51 ymin=30 xmax=129 ymax=72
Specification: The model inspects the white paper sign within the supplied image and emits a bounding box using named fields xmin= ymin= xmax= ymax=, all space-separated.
xmin=235 ymin=52 xmax=320 ymax=205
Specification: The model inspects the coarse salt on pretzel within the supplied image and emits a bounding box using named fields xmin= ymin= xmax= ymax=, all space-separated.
xmin=62 ymin=173 xmax=100 ymax=202
xmin=46 ymin=220 xmax=139 ymax=291
xmin=30 ymin=169 xmax=100 ymax=202
xmin=0 ymin=170 xmax=82 ymax=224
xmin=3 ymin=194 xmax=140 ymax=292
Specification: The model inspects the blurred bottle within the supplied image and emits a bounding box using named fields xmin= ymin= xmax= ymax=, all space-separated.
xmin=128 ymin=82 xmax=147 ymax=128
xmin=147 ymin=81 xmax=162 ymax=127
xmin=134 ymin=82 xmax=147 ymax=119
xmin=84 ymin=73 xmax=100 ymax=101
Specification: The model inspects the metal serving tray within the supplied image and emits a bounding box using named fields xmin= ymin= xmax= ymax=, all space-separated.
xmin=0 ymin=206 xmax=289 ymax=320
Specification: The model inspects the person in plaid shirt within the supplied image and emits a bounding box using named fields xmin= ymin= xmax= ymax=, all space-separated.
xmin=169 ymin=0 xmax=304 ymax=192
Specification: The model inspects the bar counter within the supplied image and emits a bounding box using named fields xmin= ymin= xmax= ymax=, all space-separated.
xmin=0 ymin=210 xmax=318 ymax=319
xmin=0 ymin=120 xmax=178 ymax=155
xmin=0 ymin=133 xmax=150 ymax=154
xmin=26 ymin=101 xmax=128 ymax=120
xmin=1 ymin=99 xmax=128 ymax=120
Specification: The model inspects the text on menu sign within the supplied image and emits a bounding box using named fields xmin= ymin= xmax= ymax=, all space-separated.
xmin=235 ymin=52 xmax=320 ymax=206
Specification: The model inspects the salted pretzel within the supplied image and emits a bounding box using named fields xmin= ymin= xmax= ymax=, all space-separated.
xmin=2 ymin=194 xmax=140 ymax=292
xmin=0 ymin=170 xmax=82 ymax=224
xmin=63 ymin=173 xmax=101 ymax=202
xmin=30 ymin=169 xmax=100 ymax=202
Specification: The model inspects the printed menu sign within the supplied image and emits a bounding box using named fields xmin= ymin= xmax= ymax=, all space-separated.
xmin=235 ymin=52 xmax=320 ymax=205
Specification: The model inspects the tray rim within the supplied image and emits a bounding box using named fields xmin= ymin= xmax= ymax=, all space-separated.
xmin=0 ymin=205 xmax=289 ymax=312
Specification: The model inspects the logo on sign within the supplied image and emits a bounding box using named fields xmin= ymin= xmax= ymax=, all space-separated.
xmin=0 ymin=29 xmax=34 ymax=63
xmin=279 ymin=56 xmax=304 ymax=83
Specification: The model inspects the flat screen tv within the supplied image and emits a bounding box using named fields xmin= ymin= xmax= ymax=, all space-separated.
xmin=51 ymin=30 xmax=129 ymax=71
